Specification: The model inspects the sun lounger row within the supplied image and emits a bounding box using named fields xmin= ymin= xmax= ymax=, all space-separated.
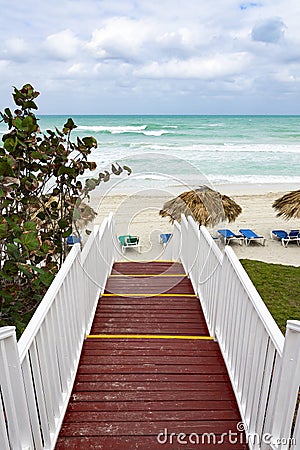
xmin=270 ymin=229 xmax=300 ymax=247
xmin=217 ymin=228 xmax=300 ymax=247
xmin=118 ymin=229 xmax=300 ymax=253
xmin=217 ymin=229 xmax=265 ymax=246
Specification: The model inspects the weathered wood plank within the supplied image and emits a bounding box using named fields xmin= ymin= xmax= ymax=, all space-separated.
xmin=78 ymin=355 xmax=224 ymax=365
xmin=83 ymin=338 xmax=218 ymax=349
xmin=66 ymin=399 xmax=239 ymax=412
xmin=72 ymin=381 xmax=231 ymax=392
xmin=56 ymin=435 xmax=248 ymax=450
xmin=63 ymin=409 xmax=241 ymax=422
xmin=74 ymin=373 xmax=228 ymax=382
xmin=59 ymin=419 xmax=242 ymax=436
xmin=111 ymin=262 xmax=186 ymax=275
xmin=69 ymin=389 xmax=236 ymax=402
xmin=77 ymin=364 xmax=229 ymax=375
xmin=81 ymin=349 xmax=221 ymax=357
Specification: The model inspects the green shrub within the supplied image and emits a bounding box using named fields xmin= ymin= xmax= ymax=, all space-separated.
xmin=0 ymin=84 xmax=130 ymax=335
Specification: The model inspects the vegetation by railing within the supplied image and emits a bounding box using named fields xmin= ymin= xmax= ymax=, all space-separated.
xmin=0 ymin=215 xmax=115 ymax=450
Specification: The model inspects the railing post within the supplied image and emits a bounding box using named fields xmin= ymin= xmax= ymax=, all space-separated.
xmin=180 ymin=214 xmax=189 ymax=275
xmin=0 ymin=326 xmax=33 ymax=450
xmin=268 ymin=320 xmax=300 ymax=449
xmin=163 ymin=221 xmax=181 ymax=261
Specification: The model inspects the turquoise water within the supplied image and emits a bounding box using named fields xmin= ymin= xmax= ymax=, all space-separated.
xmin=1 ymin=115 xmax=300 ymax=190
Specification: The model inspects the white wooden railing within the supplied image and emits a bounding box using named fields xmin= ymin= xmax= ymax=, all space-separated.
xmin=0 ymin=213 xmax=115 ymax=450
xmin=0 ymin=213 xmax=299 ymax=450
xmin=177 ymin=215 xmax=300 ymax=450
xmin=162 ymin=221 xmax=181 ymax=261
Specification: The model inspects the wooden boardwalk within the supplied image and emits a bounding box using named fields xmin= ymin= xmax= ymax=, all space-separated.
xmin=56 ymin=261 xmax=248 ymax=449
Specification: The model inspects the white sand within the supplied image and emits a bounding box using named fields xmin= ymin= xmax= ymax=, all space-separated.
xmin=86 ymin=184 xmax=300 ymax=266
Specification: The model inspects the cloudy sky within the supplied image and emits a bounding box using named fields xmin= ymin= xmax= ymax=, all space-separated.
xmin=1 ymin=0 xmax=300 ymax=114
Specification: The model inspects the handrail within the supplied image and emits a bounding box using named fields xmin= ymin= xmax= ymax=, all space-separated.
xmin=224 ymin=246 xmax=284 ymax=354
xmin=18 ymin=244 xmax=81 ymax=363
xmin=162 ymin=220 xmax=181 ymax=261
xmin=179 ymin=216 xmax=300 ymax=450
xmin=0 ymin=216 xmax=116 ymax=450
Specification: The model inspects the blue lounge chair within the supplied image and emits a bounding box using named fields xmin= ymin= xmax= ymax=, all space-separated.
xmin=159 ymin=233 xmax=172 ymax=247
xmin=271 ymin=229 xmax=300 ymax=247
xmin=66 ymin=235 xmax=81 ymax=246
xmin=239 ymin=229 xmax=265 ymax=246
xmin=217 ymin=229 xmax=244 ymax=245
xmin=118 ymin=235 xmax=141 ymax=254
xmin=270 ymin=230 xmax=287 ymax=241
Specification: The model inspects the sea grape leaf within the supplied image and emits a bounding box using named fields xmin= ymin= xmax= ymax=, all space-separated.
xmin=6 ymin=243 xmax=20 ymax=259
xmin=20 ymin=231 xmax=40 ymax=251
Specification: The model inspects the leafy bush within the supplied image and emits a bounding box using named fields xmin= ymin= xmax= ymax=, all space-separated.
xmin=0 ymin=84 xmax=130 ymax=335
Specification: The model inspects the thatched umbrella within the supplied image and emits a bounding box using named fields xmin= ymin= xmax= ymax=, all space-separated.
xmin=159 ymin=185 xmax=242 ymax=227
xmin=272 ymin=189 xmax=300 ymax=220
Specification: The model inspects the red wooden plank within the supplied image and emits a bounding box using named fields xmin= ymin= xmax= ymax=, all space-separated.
xmin=92 ymin=312 xmax=204 ymax=320
xmin=72 ymin=381 xmax=231 ymax=392
xmin=97 ymin=303 xmax=200 ymax=310
xmin=83 ymin=338 xmax=218 ymax=349
xmin=58 ymin=419 xmax=242 ymax=436
xmin=56 ymin=435 xmax=248 ymax=450
xmin=78 ymin=355 xmax=224 ymax=365
xmin=75 ymin=373 xmax=230 ymax=382
xmin=63 ymin=409 xmax=241 ymax=422
xmin=77 ymin=364 xmax=229 ymax=375
xmin=107 ymin=275 xmax=188 ymax=282
xmin=66 ymin=399 xmax=239 ymax=413
xmin=69 ymin=389 xmax=236 ymax=402
xmin=104 ymin=277 xmax=195 ymax=294
xmin=98 ymin=298 xmax=201 ymax=305
xmin=92 ymin=315 xmax=206 ymax=322
xmin=89 ymin=328 xmax=209 ymax=335
xmin=111 ymin=262 xmax=186 ymax=275
xmin=81 ymin=349 xmax=220 ymax=357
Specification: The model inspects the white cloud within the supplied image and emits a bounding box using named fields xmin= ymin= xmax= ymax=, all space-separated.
xmin=87 ymin=17 xmax=153 ymax=61
xmin=0 ymin=60 xmax=10 ymax=72
xmin=44 ymin=29 xmax=81 ymax=61
xmin=1 ymin=38 xmax=31 ymax=62
xmin=156 ymin=28 xmax=196 ymax=55
xmin=134 ymin=54 xmax=250 ymax=80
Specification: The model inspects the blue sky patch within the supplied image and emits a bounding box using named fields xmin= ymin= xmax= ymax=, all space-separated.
xmin=240 ymin=2 xmax=262 ymax=10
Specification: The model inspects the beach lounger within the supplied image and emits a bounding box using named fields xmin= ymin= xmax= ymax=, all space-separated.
xmin=217 ymin=229 xmax=244 ymax=245
xmin=270 ymin=230 xmax=287 ymax=241
xmin=159 ymin=233 xmax=172 ymax=247
xmin=66 ymin=235 xmax=81 ymax=246
xmin=271 ymin=229 xmax=300 ymax=247
xmin=118 ymin=235 xmax=141 ymax=254
xmin=239 ymin=229 xmax=265 ymax=246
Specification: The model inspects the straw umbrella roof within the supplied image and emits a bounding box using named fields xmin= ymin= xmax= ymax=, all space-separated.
xmin=272 ymin=189 xmax=300 ymax=220
xmin=159 ymin=185 xmax=242 ymax=227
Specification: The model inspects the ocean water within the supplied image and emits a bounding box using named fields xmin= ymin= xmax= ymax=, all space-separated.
xmin=1 ymin=115 xmax=300 ymax=193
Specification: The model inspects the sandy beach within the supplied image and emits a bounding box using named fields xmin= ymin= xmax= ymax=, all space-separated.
xmin=88 ymin=184 xmax=300 ymax=266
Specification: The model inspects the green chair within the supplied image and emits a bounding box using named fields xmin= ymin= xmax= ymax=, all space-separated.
xmin=118 ymin=235 xmax=141 ymax=254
